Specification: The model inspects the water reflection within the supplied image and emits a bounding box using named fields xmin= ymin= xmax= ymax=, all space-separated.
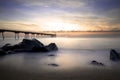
xmin=0 ymin=50 xmax=120 ymax=73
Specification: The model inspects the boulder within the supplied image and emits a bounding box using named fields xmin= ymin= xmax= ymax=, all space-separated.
xmin=110 ymin=49 xmax=120 ymax=61
xmin=32 ymin=46 xmax=48 ymax=52
xmin=48 ymin=63 xmax=59 ymax=67
xmin=0 ymin=49 xmax=7 ymax=56
xmin=46 ymin=43 xmax=58 ymax=51
xmin=32 ymin=43 xmax=58 ymax=52
xmin=1 ymin=43 xmax=14 ymax=51
xmin=19 ymin=38 xmax=44 ymax=51
xmin=91 ymin=60 xmax=104 ymax=66
xmin=12 ymin=38 xmax=45 ymax=52
xmin=6 ymin=50 xmax=15 ymax=54
xmin=0 ymin=38 xmax=58 ymax=53
xmin=48 ymin=54 xmax=55 ymax=56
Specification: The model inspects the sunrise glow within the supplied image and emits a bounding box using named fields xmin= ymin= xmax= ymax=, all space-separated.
xmin=0 ymin=0 xmax=120 ymax=32
xmin=45 ymin=21 xmax=79 ymax=31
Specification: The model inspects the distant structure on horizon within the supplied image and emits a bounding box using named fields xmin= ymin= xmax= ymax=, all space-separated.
xmin=0 ymin=29 xmax=56 ymax=40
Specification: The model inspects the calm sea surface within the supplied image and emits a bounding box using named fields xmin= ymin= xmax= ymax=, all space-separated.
xmin=0 ymin=37 xmax=120 ymax=49
xmin=0 ymin=37 xmax=120 ymax=80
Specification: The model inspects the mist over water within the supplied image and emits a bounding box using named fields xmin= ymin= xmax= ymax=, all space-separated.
xmin=1 ymin=37 xmax=120 ymax=50
xmin=0 ymin=36 xmax=120 ymax=80
xmin=0 ymin=37 xmax=120 ymax=69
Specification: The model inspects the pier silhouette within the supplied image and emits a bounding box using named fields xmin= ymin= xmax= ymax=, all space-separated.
xmin=0 ymin=29 xmax=56 ymax=40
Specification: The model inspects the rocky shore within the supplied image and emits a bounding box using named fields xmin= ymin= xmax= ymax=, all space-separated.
xmin=0 ymin=38 xmax=58 ymax=56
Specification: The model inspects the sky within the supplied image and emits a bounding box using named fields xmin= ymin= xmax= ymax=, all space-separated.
xmin=0 ymin=0 xmax=120 ymax=31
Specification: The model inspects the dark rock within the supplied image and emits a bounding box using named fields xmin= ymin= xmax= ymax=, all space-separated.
xmin=1 ymin=38 xmax=58 ymax=53
xmin=48 ymin=63 xmax=59 ymax=67
xmin=110 ymin=49 xmax=120 ymax=61
xmin=6 ymin=51 xmax=15 ymax=54
xmin=1 ymin=43 xmax=14 ymax=51
xmin=32 ymin=43 xmax=58 ymax=52
xmin=18 ymin=38 xmax=44 ymax=51
xmin=13 ymin=49 xmax=30 ymax=52
xmin=91 ymin=60 xmax=104 ymax=66
xmin=48 ymin=54 xmax=55 ymax=56
xmin=46 ymin=43 xmax=58 ymax=51
xmin=13 ymin=42 xmax=23 ymax=49
xmin=12 ymin=38 xmax=46 ymax=52
xmin=0 ymin=49 xmax=7 ymax=56
xmin=32 ymin=46 xmax=48 ymax=52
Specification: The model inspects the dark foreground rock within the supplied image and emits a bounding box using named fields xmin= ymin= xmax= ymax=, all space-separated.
xmin=91 ymin=60 xmax=104 ymax=66
xmin=0 ymin=38 xmax=58 ymax=56
xmin=46 ymin=43 xmax=58 ymax=51
xmin=0 ymin=49 xmax=7 ymax=56
xmin=110 ymin=49 xmax=120 ymax=61
xmin=1 ymin=44 xmax=14 ymax=51
xmin=48 ymin=63 xmax=59 ymax=67
xmin=13 ymin=38 xmax=45 ymax=52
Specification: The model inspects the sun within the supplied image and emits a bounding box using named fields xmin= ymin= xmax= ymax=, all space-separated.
xmin=44 ymin=21 xmax=79 ymax=31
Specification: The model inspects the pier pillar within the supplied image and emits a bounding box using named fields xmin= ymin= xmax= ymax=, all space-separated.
xmin=31 ymin=33 xmax=35 ymax=38
xmin=24 ymin=33 xmax=29 ymax=39
xmin=36 ymin=34 xmax=39 ymax=38
xmin=15 ymin=32 xmax=19 ymax=40
xmin=1 ymin=32 xmax=5 ymax=40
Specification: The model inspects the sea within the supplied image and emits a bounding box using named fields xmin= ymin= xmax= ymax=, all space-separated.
xmin=0 ymin=35 xmax=120 ymax=80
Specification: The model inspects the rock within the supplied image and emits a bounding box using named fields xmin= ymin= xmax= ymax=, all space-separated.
xmin=91 ymin=60 xmax=104 ymax=66
xmin=32 ymin=43 xmax=58 ymax=52
xmin=32 ymin=38 xmax=44 ymax=47
xmin=110 ymin=49 xmax=120 ymax=61
xmin=12 ymin=38 xmax=46 ymax=52
xmin=48 ymin=63 xmax=59 ymax=67
xmin=48 ymin=54 xmax=55 ymax=56
xmin=1 ymin=38 xmax=58 ymax=53
xmin=16 ymin=39 xmax=58 ymax=52
xmin=19 ymin=38 xmax=44 ymax=51
xmin=1 ymin=43 xmax=14 ymax=51
xmin=32 ymin=46 xmax=48 ymax=52
xmin=0 ymin=49 xmax=7 ymax=56
xmin=46 ymin=43 xmax=58 ymax=51
xmin=13 ymin=49 xmax=29 ymax=52
xmin=6 ymin=51 xmax=15 ymax=54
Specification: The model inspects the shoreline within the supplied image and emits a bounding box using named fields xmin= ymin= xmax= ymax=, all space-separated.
xmin=0 ymin=64 xmax=120 ymax=80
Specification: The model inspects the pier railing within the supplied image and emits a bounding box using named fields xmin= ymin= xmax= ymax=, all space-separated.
xmin=0 ymin=29 xmax=56 ymax=40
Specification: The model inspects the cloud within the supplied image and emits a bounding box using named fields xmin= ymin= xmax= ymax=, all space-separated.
xmin=18 ymin=0 xmax=86 ymax=8
xmin=0 ymin=21 xmax=40 ymax=32
xmin=89 ymin=0 xmax=120 ymax=12
xmin=0 ymin=0 xmax=120 ymax=31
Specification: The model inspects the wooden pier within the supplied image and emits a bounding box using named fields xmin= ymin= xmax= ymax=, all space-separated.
xmin=0 ymin=29 xmax=56 ymax=40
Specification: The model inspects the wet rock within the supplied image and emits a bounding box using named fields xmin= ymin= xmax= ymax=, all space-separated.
xmin=6 ymin=51 xmax=15 ymax=54
xmin=16 ymin=38 xmax=45 ymax=51
xmin=46 ymin=43 xmax=58 ymax=51
xmin=1 ymin=43 xmax=14 ymax=51
xmin=48 ymin=63 xmax=59 ymax=67
xmin=48 ymin=54 xmax=55 ymax=56
xmin=110 ymin=49 xmax=120 ymax=61
xmin=32 ymin=43 xmax=58 ymax=52
xmin=32 ymin=46 xmax=48 ymax=52
xmin=91 ymin=60 xmax=104 ymax=66
xmin=0 ymin=49 xmax=7 ymax=56
xmin=0 ymin=38 xmax=58 ymax=53
xmin=13 ymin=49 xmax=30 ymax=52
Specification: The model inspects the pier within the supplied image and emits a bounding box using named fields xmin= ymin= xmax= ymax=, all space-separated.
xmin=0 ymin=29 xmax=56 ymax=40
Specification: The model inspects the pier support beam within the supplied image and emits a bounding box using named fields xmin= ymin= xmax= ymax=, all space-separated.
xmin=15 ymin=32 xmax=19 ymax=40
xmin=31 ymin=33 xmax=36 ymax=38
xmin=1 ymin=32 xmax=5 ymax=40
xmin=36 ymin=34 xmax=40 ymax=38
xmin=24 ymin=33 xmax=29 ymax=39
